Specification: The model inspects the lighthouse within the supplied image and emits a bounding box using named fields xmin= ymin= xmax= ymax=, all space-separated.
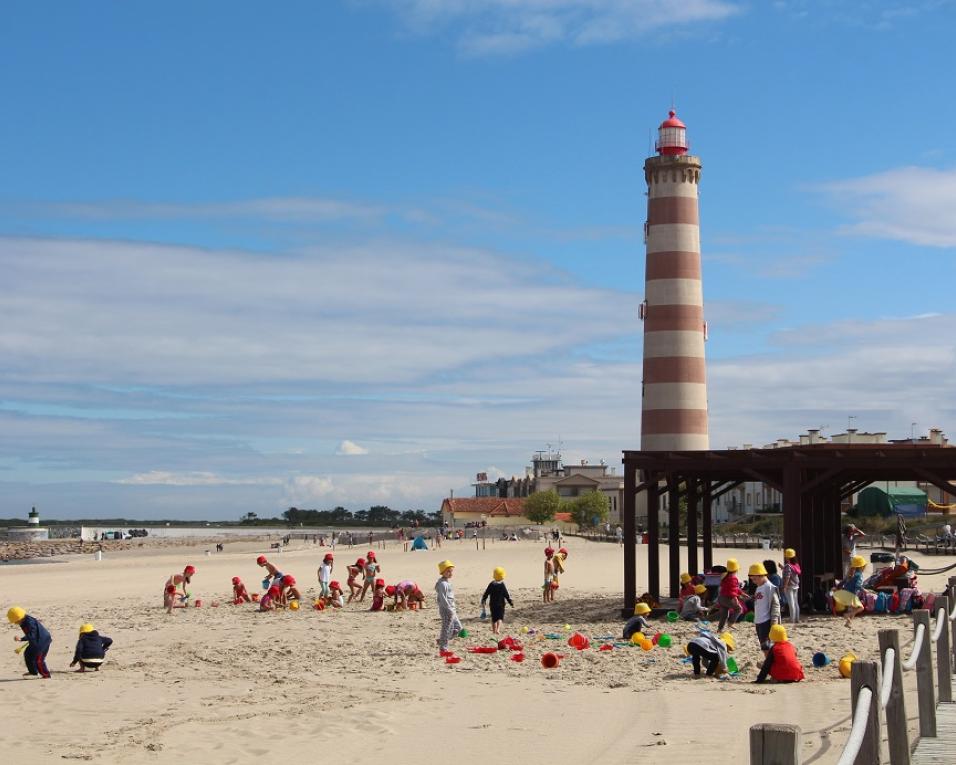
xmin=640 ymin=110 xmax=708 ymax=451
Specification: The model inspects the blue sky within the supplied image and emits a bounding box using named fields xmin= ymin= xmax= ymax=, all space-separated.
xmin=3 ymin=0 xmax=956 ymax=520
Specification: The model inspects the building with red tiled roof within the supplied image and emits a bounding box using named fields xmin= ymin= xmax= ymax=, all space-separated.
xmin=440 ymin=497 xmax=578 ymax=530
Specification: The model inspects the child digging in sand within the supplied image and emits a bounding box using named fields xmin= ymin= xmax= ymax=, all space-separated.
xmin=7 ymin=606 xmax=52 ymax=679
xmin=435 ymin=560 xmax=461 ymax=656
xmin=164 ymin=565 xmax=196 ymax=614
xmin=70 ymin=623 xmax=113 ymax=672
xmin=622 ymin=602 xmax=652 ymax=639
xmin=685 ymin=631 xmax=735 ymax=679
xmin=480 ymin=567 xmax=514 ymax=635
xmin=754 ymin=624 xmax=804 ymax=684
xmin=232 ymin=577 xmax=251 ymax=604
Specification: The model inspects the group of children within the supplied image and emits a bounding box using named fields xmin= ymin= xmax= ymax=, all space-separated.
xmin=6 ymin=606 xmax=113 ymax=679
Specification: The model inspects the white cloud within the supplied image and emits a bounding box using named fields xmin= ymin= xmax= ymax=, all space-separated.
xmin=336 ymin=440 xmax=369 ymax=455
xmin=376 ymin=0 xmax=742 ymax=54
xmin=282 ymin=472 xmax=460 ymax=506
xmin=114 ymin=471 xmax=283 ymax=487
xmin=821 ymin=166 xmax=956 ymax=247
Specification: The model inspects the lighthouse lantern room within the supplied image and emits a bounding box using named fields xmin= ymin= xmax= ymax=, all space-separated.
xmin=655 ymin=110 xmax=688 ymax=156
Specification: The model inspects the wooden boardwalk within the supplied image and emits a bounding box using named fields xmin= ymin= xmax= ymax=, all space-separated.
xmin=912 ymin=702 xmax=956 ymax=764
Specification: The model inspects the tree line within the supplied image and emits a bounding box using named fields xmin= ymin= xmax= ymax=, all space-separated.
xmin=523 ymin=490 xmax=610 ymax=528
xmin=239 ymin=505 xmax=441 ymax=527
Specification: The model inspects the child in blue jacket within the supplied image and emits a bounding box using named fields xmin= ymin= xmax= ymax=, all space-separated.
xmin=71 ymin=624 xmax=113 ymax=672
xmin=8 ymin=606 xmax=52 ymax=678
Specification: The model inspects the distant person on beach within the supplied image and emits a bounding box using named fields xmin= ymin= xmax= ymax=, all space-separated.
xmin=480 ymin=567 xmax=514 ymax=635
xmin=164 ymin=565 xmax=196 ymax=614
xmin=781 ymin=549 xmax=801 ymax=624
xmin=842 ymin=524 xmax=866 ymax=578
xmin=8 ymin=607 xmax=52 ymax=679
xmin=346 ymin=558 xmax=365 ymax=603
xmin=317 ymin=553 xmax=333 ymax=599
xmin=543 ymin=547 xmax=556 ymax=604
xmin=716 ymin=559 xmax=743 ymax=631
xmin=360 ymin=551 xmax=380 ymax=601
xmin=435 ymin=560 xmax=461 ymax=655
xmin=70 ymin=623 xmax=112 ymax=672
xmin=232 ymin=577 xmax=251 ymax=604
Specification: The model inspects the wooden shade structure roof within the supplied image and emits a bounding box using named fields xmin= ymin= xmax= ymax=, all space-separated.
xmin=621 ymin=443 xmax=956 ymax=615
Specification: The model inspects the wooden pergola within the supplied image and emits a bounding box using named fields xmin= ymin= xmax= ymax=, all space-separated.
xmin=621 ymin=444 xmax=956 ymax=615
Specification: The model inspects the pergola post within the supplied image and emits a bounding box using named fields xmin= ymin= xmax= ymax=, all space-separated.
xmin=687 ymin=478 xmax=699 ymax=575
xmin=668 ymin=476 xmax=681 ymax=598
xmin=702 ymin=480 xmax=713 ymax=571
xmin=647 ymin=479 xmax=660 ymax=600
xmin=622 ymin=460 xmax=637 ymax=616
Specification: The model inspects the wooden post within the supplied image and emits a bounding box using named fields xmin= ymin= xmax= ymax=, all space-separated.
xmin=935 ymin=595 xmax=952 ymax=703
xmin=913 ymin=609 xmax=936 ymax=738
xmin=850 ymin=660 xmax=882 ymax=765
xmin=878 ymin=629 xmax=910 ymax=765
xmin=749 ymin=723 xmax=800 ymax=765
xmin=667 ymin=477 xmax=681 ymax=598
xmin=647 ymin=479 xmax=660 ymax=601
xmin=702 ymin=481 xmax=713 ymax=571
xmin=687 ymin=478 xmax=699 ymax=576
xmin=622 ymin=462 xmax=637 ymax=615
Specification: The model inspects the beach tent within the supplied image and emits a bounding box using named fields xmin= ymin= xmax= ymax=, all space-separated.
xmin=856 ymin=486 xmax=927 ymax=517
xmin=410 ymin=535 xmax=428 ymax=551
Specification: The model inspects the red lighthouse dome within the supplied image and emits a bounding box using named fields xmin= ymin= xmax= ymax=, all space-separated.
xmin=656 ymin=110 xmax=688 ymax=156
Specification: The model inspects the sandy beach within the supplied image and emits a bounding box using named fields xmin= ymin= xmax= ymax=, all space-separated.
xmin=1 ymin=536 xmax=949 ymax=764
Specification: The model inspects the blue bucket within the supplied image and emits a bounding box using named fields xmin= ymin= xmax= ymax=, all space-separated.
xmin=812 ymin=652 xmax=830 ymax=668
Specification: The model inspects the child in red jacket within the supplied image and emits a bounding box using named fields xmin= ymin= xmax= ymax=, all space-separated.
xmin=754 ymin=624 xmax=804 ymax=683
xmin=717 ymin=559 xmax=744 ymax=631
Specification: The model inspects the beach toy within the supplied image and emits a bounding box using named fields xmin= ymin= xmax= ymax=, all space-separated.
xmin=468 ymin=646 xmax=498 ymax=654
xmin=743 ymin=612 xmax=755 ymax=623
xmin=313 ymin=599 xmax=326 ymax=611
xmin=839 ymin=652 xmax=857 ymax=679
xmin=520 ymin=626 xmax=529 ymax=634
xmin=599 ymin=643 xmax=614 ymax=651
xmin=458 ymin=628 xmax=469 ymax=638
xmin=541 ymin=652 xmax=561 ymax=669
xmin=640 ymin=639 xmax=653 ymax=651
xmin=666 ymin=610 xmax=679 ymax=623
xmin=568 ymin=632 xmax=590 ymax=650
xmin=262 ymin=578 xmax=271 ymax=590
xmin=194 ymin=599 xmax=202 ymax=607
xmin=289 ymin=600 xmax=300 ymax=611
xmin=479 ymin=609 xmax=487 ymax=620
xmin=14 ymin=643 xmax=27 ymax=655
xmin=726 ymin=657 xmax=739 ymax=674
xmin=511 ymin=653 xmax=525 ymax=662
xmin=630 ymin=632 xmax=646 ymax=645
xmin=250 ymin=593 xmax=259 ymax=602
xmin=211 ymin=601 xmax=219 ymax=607
xmin=544 ymin=633 xmax=561 ymax=640
xmin=563 ymin=624 xmax=571 ymax=631
xmin=658 ymin=634 xmax=672 ymax=649
xmin=439 ymin=649 xmax=455 ymax=658
xmin=445 ymin=656 xmax=461 ymax=664
xmin=651 ymin=632 xmax=661 ymax=645
xmin=812 ymin=652 xmax=830 ymax=668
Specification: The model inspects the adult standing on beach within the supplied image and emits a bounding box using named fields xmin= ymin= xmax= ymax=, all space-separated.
xmin=841 ymin=524 xmax=866 ymax=578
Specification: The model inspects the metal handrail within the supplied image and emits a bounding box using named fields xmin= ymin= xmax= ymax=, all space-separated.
xmin=879 ymin=647 xmax=895 ymax=709
xmin=932 ymin=607 xmax=947 ymax=641
xmin=902 ymin=623 xmax=925 ymax=671
xmin=835 ymin=686 xmax=874 ymax=765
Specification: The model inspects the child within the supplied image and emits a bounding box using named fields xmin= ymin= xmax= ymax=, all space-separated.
xmin=327 ymin=581 xmax=344 ymax=608
xmin=164 ymin=564 xmax=196 ymax=614
xmin=553 ymin=547 xmax=568 ymax=575
xmin=685 ymin=631 xmax=735 ymax=678
xmin=370 ymin=578 xmax=386 ymax=612
xmin=70 ymin=623 xmax=113 ymax=672
xmin=680 ymin=584 xmax=709 ymax=621
xmin=393 ymin=580 xmax=418 ymax=610
xmin=717 ymin=558 xmax=743 ymax=631
xmin=754 ymin=624 xmax=804 ymax=684
xmin=259 ymin=585 xmax=280 ymax=611
xmin=256 ymin=556 xmax=284 ymax=590
xmin=748 ymin=562 xmax=781 ymax=652
xmin=623 ymin=602 xmax=652 ymax=639
xmin=281 ymin=574 xmax=302 ymax=605
xmin=678 ymin=572 xmax=695 ymax=610
xmin=833 ymin=555 xmax=867 ymax=626
xmin=543 ymin=547 xmax=556 ymax=604
xmin=317 ymin=553 xmax=333 ymax=599
xmin=406 ymin=587 xmax=425 ymax=610
xmin=346 ymin=558 xmax=365 ymax=603
xmin=360 ymin=551 xmax=380 ymax=601
xmin=781 ymin=548 xmax=801 ymax=624
xmin=480 ymin=567 xmax=514 ymax=635
xmin=384 ymin=585 xmax=398 ymax=610
xmin=7 ymin=606 xmax=52 ymax=679
xmin=232 ymin=577 xmax=251 ymax=604
xmin=435 ymin=560 xmax=461 ymax=655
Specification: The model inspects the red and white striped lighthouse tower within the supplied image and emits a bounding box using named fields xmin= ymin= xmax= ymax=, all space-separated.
xmin=640 ymin=110 xmax=708 ymax=450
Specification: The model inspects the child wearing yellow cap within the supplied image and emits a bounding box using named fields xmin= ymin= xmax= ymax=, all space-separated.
xmin=70 ymin=624 xmax=113 ymax=672
xmin=677 ymin=572 xmax=695 ymax=612
xmin=623 ymin=602 xmax=652 ymax=640
xmin=754 ymin=624 xmax=804 ymax=684
xmin=748 ymin=563 xmax=781 ymax=653
xmin=717 ymin=559 xmax=743 ymax=631
xmin=781 ymin=548 xmax=801 ymax=624
xmin=685 ymin=631 xmax=735 ymax=678
xmin=833 ymin=556 xmax=867 ymax=626
xmin=435 ymin=560 xmax=461 ymax=655
xmin=480 ymin=567 xmax=514 ymax=635
xmin=7 ymin=607 xmax=52 ymax=679
xmin=680 ymin=584 xmax=709 ymax=621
